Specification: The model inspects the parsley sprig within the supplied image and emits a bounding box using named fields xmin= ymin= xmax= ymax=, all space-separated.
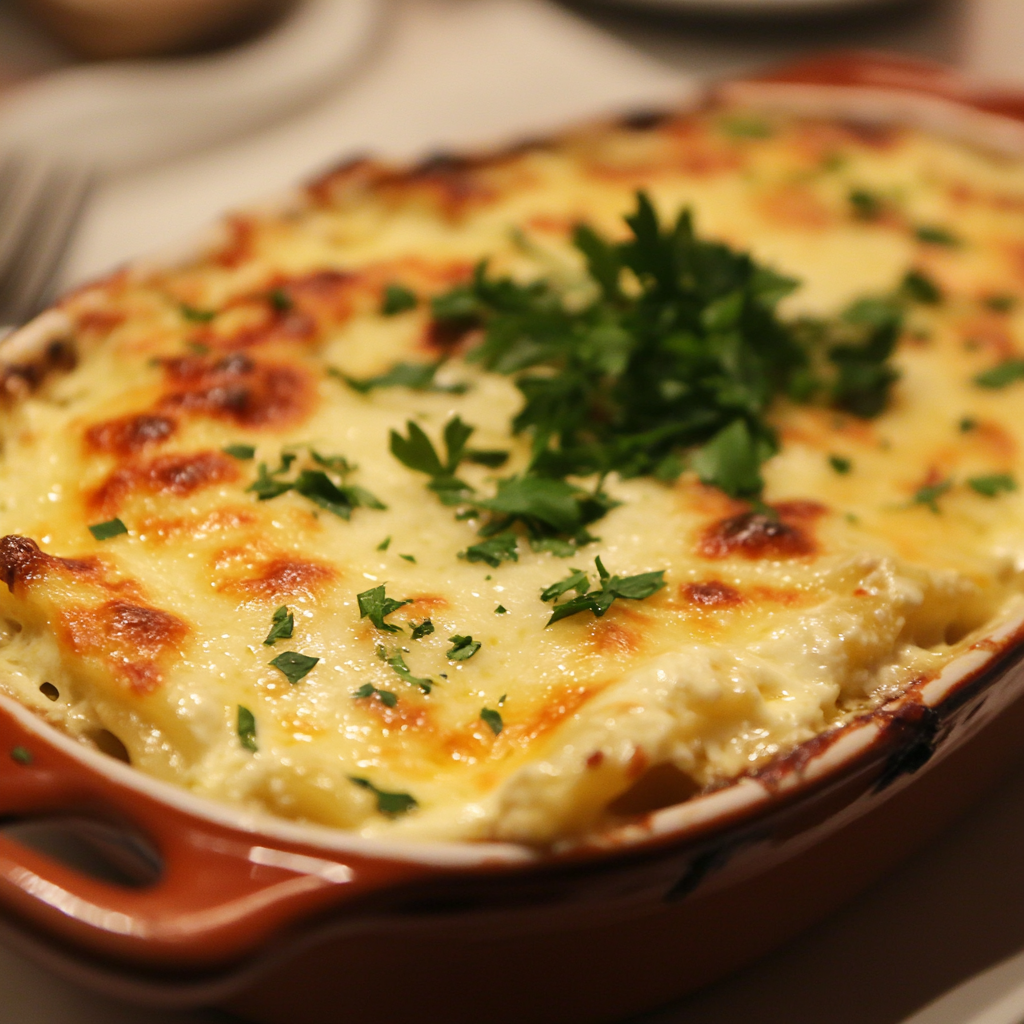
xmin=542 ymin=557 xmax=666 ymax=625
xmin=424 ymin=192 xmax=900 ymax=500
xmin=248 ymin=448 xmax=385 ymax=519
xmin=358 ymin=584 xmax=411 ymax=633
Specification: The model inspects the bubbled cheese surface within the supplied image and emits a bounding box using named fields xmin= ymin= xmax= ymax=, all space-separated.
xmin=1 ymin=110 xmax=1024 ymax=845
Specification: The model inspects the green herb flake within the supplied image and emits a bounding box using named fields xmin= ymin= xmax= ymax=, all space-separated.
xmin=828 ymin=454 xmax=852 ymax=474
xmin=901 ymin=269 xmax=942 ymax=305
xmin=968 ymin=473 xmax=1017 ymax=497
xmin=263 ymin=605 xmax=294 ymax=646
xmin=223 ymin=444 xmax=256 ymax=460
xmin=410 ymin=619 xmax=434 ymax=640
xmin=377 ymin=536 xmax=392 ymax=551
xmin=381 ymin=283 xmax=418 ymax=316
xmin=399 ymin=553 xmax=417 ymax=563
xmin=915 ymin=224 xmax=960 ymax=247
xmin=974 ymin=359 xmax=1024 ymax=389
xmin=10 ymin=745 xmax=32 ymax=765
xmin=545 ymin=557 xmax=666 ymax=625
xmin=268 ymin=288 xmax=293 ymax=312
xmin=849 ymin=188 xmax=883 ymax=221
xmin=89 ymin=518 xmax=128 ymax=541
xmin=959 ymin=417 xmax=978 ymax=432
xmin=358 ymin=584 xmax=411 ymax=633
xmin=269 ymin=651 xmax=319 ymax=684
xmin=353 ymin=683 xmax=398 ymax=708
xmin=180 ymin=303 xmax=216 ymax=323
xmin=912 ymin=479 xmax=953 ymax=514
xmin=380 ymin=648 xmax=433 ymax=692
xmin=349 ymin=776 xmax=418 ymax=816
xmin=480 ymin=707 xmax=503 ymax=735
xmin=446 ymin=635 xmax=481 ymax=660
xmin=462 ymin=532 xmax=519 ymax=568
xmin=237 ymin=706 xmax=258 ymax=752
xmin=344 ymin=360 xmax=467 ymax=395
xmin=984 ymin=294 xmax=1016 ymax=313
xmin=495 ymin=605 xmax=508 ymax=615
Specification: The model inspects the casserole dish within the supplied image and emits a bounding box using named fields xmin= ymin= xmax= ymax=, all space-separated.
xmin=4 ymin=50 xmax=1024 ymax=1024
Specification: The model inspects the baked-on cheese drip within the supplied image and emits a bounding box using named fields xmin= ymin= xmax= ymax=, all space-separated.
xmin=0 ymin=108 xmax=1023 ymax=845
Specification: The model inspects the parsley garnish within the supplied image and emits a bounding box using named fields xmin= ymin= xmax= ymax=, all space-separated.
xmin=913 ymin=479 xmax=953 ymax=513
xmin=915 ymin=225 xmax=960 ymax=247
xmin=269 ymin=651 xmax=318 ymax=684
xmin=390 ymin=416 xmax=477 ymax=505
xmin=984 ymin=295 xmax=1016 ymax=313
xmin=399 ymin=553 xmax=416 ymax=563
xmin=849 ymin=188 xmax=883 ymax=221
xmin=974 ymin=358 xmax=1024 ymax=389
xmin=480 ymin=707 xmax=503 ymax=735
xmin=968 ymin=473 xmax=1017 ymax=497
xmin=542 ymin=557 xmax=666 ymax=625
xmin=354 ymin=683 xmax=398 ymax=707
xmin=495 ymin=605 xmax=508 ymax=614
xmin=959 ymin=417 xmax=977 ymax=432
xmin=181 ymin=303 xmax=216 ymax=322
xmin=263 ymin=605 xmax=294 ymax=645
xmin=381 ymin=283 xmax=418 ymax=315
xmin=462 ymin=532 xmax=518 ymax=567
xmin=377 ymin=536 xmax=391 ymax=550
xmin=268 ymin=288 xmax=293 ymax=312
xmin=377 ymin=645 xmax=432 ymax=692
xmin=358 ymin=584 xmax=410 ymax=633
xmin=248 ymin=448 xmax=386 ymax=519
xmin=901 ymin=269 xmax=942 ymax=305
xmin=223 ymin=444 xmax=256 ymax=460
xmin=89 ymin=518 xmax=128 ymax=540
xmin=424 ymin=192 xmax=900 ymax=503
xmin=237 ymin=706 xmax=258 ymax=752
xmin=410 ymin=619 xmax=434 ymax=639
xmin=829 ymin=454 xmax=852 ymax=474
xmin=11 ymin=745 xmax=32 ymax=765
xmin=349 ymin=776 xmax=418 ymax=815
xmin=343 ymin=359 xmax=467 ymax=395
xmin=446 ymin=635 xmax=481 ymax=660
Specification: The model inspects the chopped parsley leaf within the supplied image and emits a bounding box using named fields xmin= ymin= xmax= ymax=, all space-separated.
xmin=975 ymin=359 xmax=1024 ymax=389
xmin=378 ymin=646 xmax=432 ymax=692
xmin=828 ymin=454 xmax=852 ymax=474
xmin=530 ymin=537 xmax=578 ymax=557
xmin=354 ymin=683 xmax=398 ymax=708
xmin=269 ymin=651 xmax=319 ymax=684
xmin=462 ymin=532 xmax=518 ymax=567
xmin=10 ymin=745 xmax=32 ymax=765
xmin=913 ymin=479 xmax=953 ymax=514
xmin=390 ymin=417 xmax=477 ymax=505
xmin=915 ymin=224 xmax=960 ymax=247
xmin=237 ymin=706 xmax=257 ymax=752
xmin=358 ymin=584 xmax=411 ymax=633
xmin=343 ymin=360 xmax=467 ymax=395
xmin=498 ymin=694 xmax=507 ymax=705
xmin=901 ymin=269 xmax=942 ymax=305
xmin=268 ymin=287 xmax=293 ymax=312
xmin=984 ymin=294 xmax=1016 ymax=313
xmin=968 ymin=473 xmax=1017 ymax=497
xmin=446 ymin=635 xmax=481 ymax=660
xmin=381 ymin=283 xmax=418 ymax=315
xmin=480 ymin=707 xmax=503 ymax=735
xmin=223 ymin=444 xmax=256 ymax=460
xmin=543 ymin=557 xmax=666 ymax=625
xmin=248 ymin=448 xmax=386 ymax=518
xmin=377 ymin=536 xmax=392 ymax=551
xmin=959 ymin=417 xmax=978 ymax=432
xmin=349 ymin=776 xmax=418 ymax=816
xmin=263 ymin=605 xmax=294 ymax=646
xmin=180 ymin=303 xmax=216 ymax=323
xmin=464 ymin=449 xmax=509 ymax=468
xmin=849 ymin=188 xmax=883 ymax=221
xmin=495 ymin=605 xmax=508 ymax=615
xmin=410 ymin=619 xmax=434 ymax=640
xmin=399 ymin=553 xmax=417 ymax=563
xmin=89 ymin=518 xmax=128 ymax=541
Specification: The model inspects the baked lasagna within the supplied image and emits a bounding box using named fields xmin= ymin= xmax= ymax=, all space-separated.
xmin=1 ymin=107 xmax=1023 ymax=845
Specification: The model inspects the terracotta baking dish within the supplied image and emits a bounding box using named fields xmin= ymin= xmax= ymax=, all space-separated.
xmin=3 ymin=51 xmax=1024 ymax=1024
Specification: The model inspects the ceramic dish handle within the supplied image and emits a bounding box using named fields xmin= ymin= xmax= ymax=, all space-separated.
xmin=0 ymin=704 xmax=424 ymax=971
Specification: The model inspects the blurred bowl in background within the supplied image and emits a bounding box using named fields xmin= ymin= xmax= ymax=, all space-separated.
xmin=16 ymin=0 xmax=295 ymax=60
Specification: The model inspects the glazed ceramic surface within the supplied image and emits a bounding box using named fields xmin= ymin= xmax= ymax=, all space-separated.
xmin=3 ymin=50 xmax=1024 ymax=1024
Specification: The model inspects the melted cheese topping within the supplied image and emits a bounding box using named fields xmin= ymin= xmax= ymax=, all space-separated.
xmin=2 ymin=110 xmax=1024 ymax=845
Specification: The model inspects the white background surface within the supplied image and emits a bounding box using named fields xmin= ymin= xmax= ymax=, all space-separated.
xmin=4 ymin=0 xmax=1024 ymax=1021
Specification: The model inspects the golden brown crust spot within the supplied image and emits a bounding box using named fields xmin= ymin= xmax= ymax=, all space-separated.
xmin=56 ymin=599 xmax=188 ymax=695
xmin=136 ymin=507 xmax=258 ymax=542
xmin=0 ymin=536 xmax=98 ymax=593
xmin=214 ymin=215 xmax=257 ymax=269
xmin=590 ymin=619 xmax=641 ymax=655
xmin=159 ymin=352 xmax=316 ymax=429
xmin=89 ymin=450 xmax=239 ymax=515
xmin=758 ymin=185 xmax=834 ymax=230
xmin=85 ymin=413 xmax=177 ymax=457
xmin=698 ymin=501 xmax=825 ymax=560
xmin=682 ymin=580 xmax=743 ymax=607
xmin=217 ymin=554 xmax=337 ymax=602
xmin=0 ymin=339 xmax=77 ymax=402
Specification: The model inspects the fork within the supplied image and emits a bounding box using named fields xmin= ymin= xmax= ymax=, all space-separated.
xmin=0 ymin=153 xmax=96 ymax=329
